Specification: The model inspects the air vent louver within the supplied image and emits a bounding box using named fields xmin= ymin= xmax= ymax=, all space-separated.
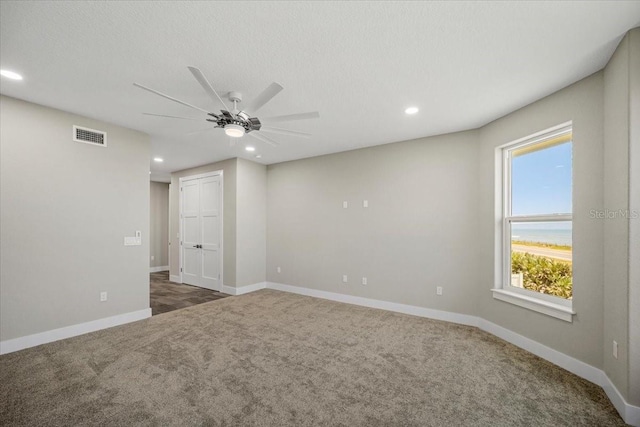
xmin=73 ymin=125 xmax=107 ymax=147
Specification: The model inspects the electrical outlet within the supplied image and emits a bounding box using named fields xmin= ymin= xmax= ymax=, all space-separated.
xmin=436 ymin=286 xmax=443 ymax=296
xmin=277 ymin=266 xmax=281 ymax=273
xmin=343 ymin=201 xmax=348 ymax=209
xmin=363 ymin=200 xmax=368 ymax=208
xmin=100 ymin=291 xmax=108 ymax=302
xmin=151 ymin=255 xmax=155 ymax=261
xmin=343 ymin=275 xmax=348 ymax=283
xmin=362 ymin=277 xmax=367 ymax=285
xmin=613 ymin=341 xmax=618 ymax=359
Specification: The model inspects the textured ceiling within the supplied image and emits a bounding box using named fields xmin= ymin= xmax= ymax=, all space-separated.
xmin=1 ymin=1 xmax=639 ymax=182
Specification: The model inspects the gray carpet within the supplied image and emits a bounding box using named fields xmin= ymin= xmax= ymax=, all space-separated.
xmin=0 ymin=289 xmax=626 ymax=426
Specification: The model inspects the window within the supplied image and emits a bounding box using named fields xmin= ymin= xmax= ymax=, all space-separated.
xmin=492 ymin=123 xmax=575 ymax=322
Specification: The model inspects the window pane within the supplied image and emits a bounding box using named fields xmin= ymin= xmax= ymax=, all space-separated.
xmin=511 ymin=139 xmax=572 ymax=216
xmin=510 ymin=221 xmax=572 ymax=299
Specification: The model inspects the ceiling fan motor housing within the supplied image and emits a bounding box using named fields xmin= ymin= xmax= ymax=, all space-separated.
xmin=206 ymin=111 xmax=262 ymax=133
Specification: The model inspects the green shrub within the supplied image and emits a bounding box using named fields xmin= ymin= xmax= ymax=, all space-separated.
xmin=511 ymin=252 xmax=572 ymax=299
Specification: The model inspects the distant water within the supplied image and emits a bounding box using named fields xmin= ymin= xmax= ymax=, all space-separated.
xmin=511 ymin=228 xmax=572 ymax=246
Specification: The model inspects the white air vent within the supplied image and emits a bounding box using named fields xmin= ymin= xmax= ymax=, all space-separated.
xmin=73 ymin=125 xmax=107 ymax=147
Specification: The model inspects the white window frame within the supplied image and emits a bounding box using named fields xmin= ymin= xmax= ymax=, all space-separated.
xmin=491 ymin=122 xmax=576 ymax=322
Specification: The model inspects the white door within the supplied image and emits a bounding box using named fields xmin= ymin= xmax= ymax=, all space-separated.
xmin=181 ymin=173 xmax=222 ymax=291
xmin=182 ymin=179 xmax=201 ymax=286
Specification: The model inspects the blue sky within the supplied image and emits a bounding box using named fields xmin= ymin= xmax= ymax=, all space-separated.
xmin=511 ymin=141 xmax=572 ymax=217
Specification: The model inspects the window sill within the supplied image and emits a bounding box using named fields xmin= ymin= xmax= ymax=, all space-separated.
xmin=491 ymin=289 xmax=575 ymax=322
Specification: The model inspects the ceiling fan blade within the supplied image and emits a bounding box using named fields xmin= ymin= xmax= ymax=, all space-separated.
xmin=187 ymin=66 xmax=229 ymax=111
xmin=249 ymin=82 xmax=283 ymax=113
xmin=143 ymin=113 xmax=200 ymax=120
xmin=133 ymin=83 xmax=211 ymax=114
xmin=261 ymin=111 xmax=320 ymax=123
xmin=247 ymin=131 xmax=279 ymax=147
xmin=260 ymin=126 xmax=311 ymax=138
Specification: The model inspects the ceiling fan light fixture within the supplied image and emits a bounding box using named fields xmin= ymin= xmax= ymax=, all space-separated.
xmin=225 ymin=124 xmax=245 ymax=138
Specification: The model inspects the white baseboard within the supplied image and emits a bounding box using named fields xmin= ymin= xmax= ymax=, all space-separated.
xmin=602 ymin=379 xmax=640 ymax=427
xmin=223 ymin=282 xmax=267 ymax=296
xmin=0 ymin=308 xmax=152 ymax=355
xmin=477 ymin=319 xmax=603 ymax=385
xmin=478 ymin=317 xmax=638 ymax=426
xmin=266 ymin=282 xmax=478 ymax=327
xmin=262 ymin=281 xmax=639 ymax=426
xmin=169 ymin=275 xmax=181 ymax=283
xmin=629 ymin=404 xmax=640 ymax=427
xmin=150 ymin=265 xmax=169 ymax=273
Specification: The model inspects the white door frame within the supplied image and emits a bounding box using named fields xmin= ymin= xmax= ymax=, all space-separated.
xmin=178 ymin=170 xmax=224 ymax=288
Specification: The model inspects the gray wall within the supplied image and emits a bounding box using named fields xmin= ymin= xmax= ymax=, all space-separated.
xmin=603 ymin=32 xmax=631 ymax=404
xmin=604 ymin=28 xmax=640 ymax=407
xmin=0 ymin=95 xmax=150 ymax=341
xmin=236 ymin=158 xmax=267 ymax=286
xmin=169 ymin=158 xmax=237 ymax=286
xmin=150 ymin=181 xmax=169 ymax=268
xmin=478 ymin=73 xmax=605 ymax=368
xmin=628 ymin=27 xmax=640 ymax=408
xmin=267 ymin=131 xmax=481 ymax=315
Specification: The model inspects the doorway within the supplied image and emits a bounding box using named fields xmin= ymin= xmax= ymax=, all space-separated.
xmin=179 ymin=171 xmax=223 ymax=291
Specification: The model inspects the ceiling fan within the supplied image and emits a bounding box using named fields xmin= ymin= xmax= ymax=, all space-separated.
xmin=134 ymin=66 xmax=319 ymax=147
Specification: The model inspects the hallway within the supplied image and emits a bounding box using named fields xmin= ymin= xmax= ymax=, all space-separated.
xmin=150 ymin=271 xmax=230 ymax=315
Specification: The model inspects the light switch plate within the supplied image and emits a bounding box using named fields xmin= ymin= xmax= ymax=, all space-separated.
xmin=124 ymin=235 xmax=141 ymax=246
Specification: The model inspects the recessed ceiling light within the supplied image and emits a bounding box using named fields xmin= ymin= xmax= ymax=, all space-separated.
xmin=245 ymin=146 xmax=256 ymax=152
xmin=0 ymin=69 xmax=23 ymax=80
xmin=255 ymin=154 xmax=262 ymax=159
xmin=153 ymin=157 xmax=163 ymax=162
xmin=405 ymin=107 xmax=419 ymax=115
